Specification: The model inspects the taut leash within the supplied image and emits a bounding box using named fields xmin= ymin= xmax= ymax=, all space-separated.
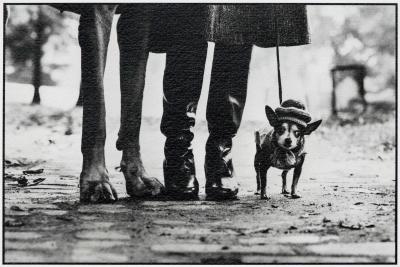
xmin=274 ymin=7 xmax=283 ymax=105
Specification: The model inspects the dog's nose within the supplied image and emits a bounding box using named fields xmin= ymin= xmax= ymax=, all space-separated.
xmin=284 ymin=138 xmax=292 ymax=146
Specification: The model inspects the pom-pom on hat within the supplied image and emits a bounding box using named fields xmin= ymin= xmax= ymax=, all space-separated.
xmin=275 ymin=99 xmax=311 ymax=128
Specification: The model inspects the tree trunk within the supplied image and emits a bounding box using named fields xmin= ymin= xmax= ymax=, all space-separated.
xmin=76 ymin=81 xmax=83 ymax=106
xmin=31 ymin=7 xmax=44 ymax=105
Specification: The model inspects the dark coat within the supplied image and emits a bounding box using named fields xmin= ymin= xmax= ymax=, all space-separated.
xmin=207 ymin=4 xmax=310 ymax=47
xmin=49 ymin=4 xmax=310 ymax=50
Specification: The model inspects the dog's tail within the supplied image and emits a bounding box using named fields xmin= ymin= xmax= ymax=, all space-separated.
xmin=255 ymin=130 xmax=261 ymax=152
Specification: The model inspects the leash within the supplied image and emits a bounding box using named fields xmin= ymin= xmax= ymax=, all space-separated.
xmin=274 ymin=7 xmax=283 ymax=105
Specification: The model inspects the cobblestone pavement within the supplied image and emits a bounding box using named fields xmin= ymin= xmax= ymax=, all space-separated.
xmin=3 ymin=104 xmax=396 ymax=263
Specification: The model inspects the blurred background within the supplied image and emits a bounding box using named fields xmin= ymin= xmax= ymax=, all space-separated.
xmin=5 ymin=4 xmax=396 ymax=120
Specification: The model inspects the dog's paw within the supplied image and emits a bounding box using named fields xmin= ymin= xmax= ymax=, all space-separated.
xmin=260 ymin=194 xmax=271 ymax=200
xmin=291 ymin=193 xmax=302 ymax=199
xmin=121 ymin=157 xmax=165 ymax=198
xmin=254 ymin=190 xmax=261 ymax=195
xmin=126 ymin=176 xmax=165 ymax=198
xmin=80 ymin=180 xmax=118 ymax=203
xmin=141 ymin=176 xmax=165 ymax=196
xmin=281 ymin=189 xmax=290 ymax=195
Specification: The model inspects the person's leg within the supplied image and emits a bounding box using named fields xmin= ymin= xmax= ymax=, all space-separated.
xmin=161 ymin=42 xmax=208 ymax=199
xmin=116 ymin=6 xmax=164 ymax=198
xmin=205 ymin=43 xmax=253 ymax=200
xmin=79 ymin=5 xmax=118 ymax=203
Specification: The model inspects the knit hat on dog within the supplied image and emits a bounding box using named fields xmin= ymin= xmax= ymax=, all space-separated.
xmin=275 ymin=99 xmax=311 ymax=128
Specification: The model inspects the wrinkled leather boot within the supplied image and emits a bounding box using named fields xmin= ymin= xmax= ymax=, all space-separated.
xmin=164 ymin=136 xmax=199 ymax=200
xmin=205 ymin=137 xmax=239 ymax=200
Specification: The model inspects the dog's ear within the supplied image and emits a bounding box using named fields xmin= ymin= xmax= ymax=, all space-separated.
xmin=303 ymin=120 xmax=322 ymax=135
xmin=265 ymin=105 xmax=278 ymax=127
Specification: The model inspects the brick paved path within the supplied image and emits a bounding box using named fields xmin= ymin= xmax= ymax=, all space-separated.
xmin=3 ymin=104 xmax=396 ymax=263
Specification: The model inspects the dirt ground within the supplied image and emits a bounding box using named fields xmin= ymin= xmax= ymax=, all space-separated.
xmin=3 ymin=103 xmax=396 ymax=263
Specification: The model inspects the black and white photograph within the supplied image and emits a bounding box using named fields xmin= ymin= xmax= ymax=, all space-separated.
xmin=2 ymin=2 xmax=397 ymax=264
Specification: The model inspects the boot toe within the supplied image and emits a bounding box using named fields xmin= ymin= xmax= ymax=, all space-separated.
xmin=205 ymin=177 xmax=239 ymax=200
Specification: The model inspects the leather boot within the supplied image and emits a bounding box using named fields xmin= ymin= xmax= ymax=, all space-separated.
xmin=205 ymin=136 xmax=239 ymax=200
xmin=163 ymin=135 xmax=199 ymax=200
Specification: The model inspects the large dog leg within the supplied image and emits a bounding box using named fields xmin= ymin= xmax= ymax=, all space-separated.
xmin=79 ymin=5 xmax=118 ymax=203
xmin=116 ymin=6 xmax=164 ymax=198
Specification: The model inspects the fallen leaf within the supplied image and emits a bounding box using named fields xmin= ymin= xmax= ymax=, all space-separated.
xmin=371 ymin=203 xmax=389 ymax=206
xmin=4 ymin=173 xmax=22 ymax=181
xmin=56 ymin=216 xmax=74 ymax=222
xmin=16 ymin=177 xmax=46 ymax=187
xmin=354 ymin=202 xmax=364 ymax=205
xmin=23 ymin=168 xmax=44 ymax=175
xmin=30 ymin=178 xmax=46 ymax=186
xmin=5 ymin=220 xmax=24 ymax=227
xmin=338 ymin=220 xmax=362 ymax=230
xmin=244 ymin=227 xmax=273 ymax=235
xmin=10 ymin=206 xmax=24 ymax=211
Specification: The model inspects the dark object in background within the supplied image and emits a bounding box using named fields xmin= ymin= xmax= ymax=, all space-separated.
xmin=331 ymin=64 xmax=368 ymax=116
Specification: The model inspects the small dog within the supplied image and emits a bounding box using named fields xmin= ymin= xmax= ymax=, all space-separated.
xmin=254 ymin=99 xmax=322 ymax=200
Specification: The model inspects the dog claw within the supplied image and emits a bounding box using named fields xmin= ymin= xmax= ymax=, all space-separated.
xmin=141 ymin=176 xmax=165 ymax=196
xmin=121 ymin=153 xmax=165 ymax=199
xmin=255 ymin=190 xmax=261 ymax=195
xmin=281 ymin=189 xmax=290 ymax=195
xmin=80 ymin=180 xmax=118 ymax=203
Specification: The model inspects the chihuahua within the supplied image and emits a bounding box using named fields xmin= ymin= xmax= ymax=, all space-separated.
xmin=254 ymin=99 xmax=322 ymax=200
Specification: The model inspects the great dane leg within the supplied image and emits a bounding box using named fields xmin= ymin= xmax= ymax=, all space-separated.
xmin=116 ymin=6 xmax=164 ymax=197
xmin=79 ymin=5 xmax=118 ymax=203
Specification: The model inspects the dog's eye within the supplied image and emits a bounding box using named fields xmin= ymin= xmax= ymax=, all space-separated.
xmin=293 ymin=131 xmax=300 ymax=138
xmin=276 ymin=127 xmax=285 ymax=134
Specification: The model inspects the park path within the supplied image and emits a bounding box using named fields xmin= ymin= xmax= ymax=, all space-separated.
xmin=3 ymin=103 xmax=396 ymax=263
